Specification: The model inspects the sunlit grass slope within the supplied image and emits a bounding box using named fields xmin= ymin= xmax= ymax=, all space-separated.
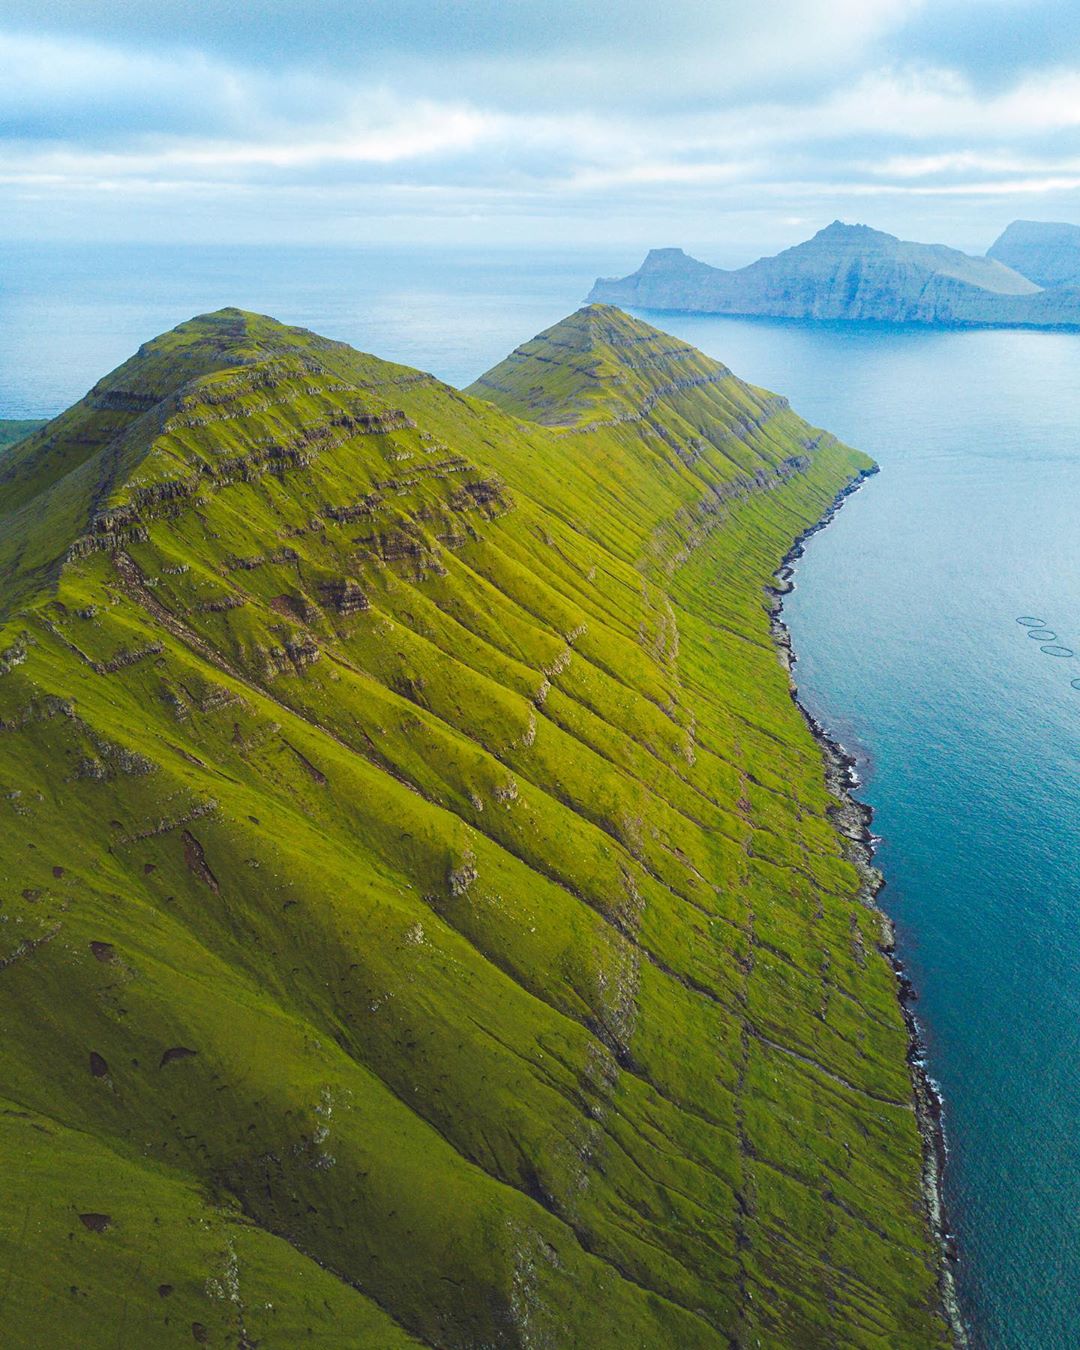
xmin=0 ymin=305 xmax=948 ymax=1347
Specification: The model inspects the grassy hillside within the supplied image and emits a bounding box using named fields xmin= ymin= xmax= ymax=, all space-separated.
xmin=0 ymin=419 xmax=47 ymax=452
xmin=0 ymin=305 xmax=948 ymax=1347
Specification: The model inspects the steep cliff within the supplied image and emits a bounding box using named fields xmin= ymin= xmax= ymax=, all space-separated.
xmin=590 ymin=221 xmax=1080 ymax=328
xmin=0 ymin=305 xmax=949 ymax=1347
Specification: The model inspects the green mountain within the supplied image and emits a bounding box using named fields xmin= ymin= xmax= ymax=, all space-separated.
xmin=590 ymin=221 xmax=1080 ymax=328
xmin=0 ymin=419 xmax=47 ymax=452
xmin=987 ymin=219 xmax=1080 ymax=288
xmin=0 ymin=305 xmax=950 ymax=1347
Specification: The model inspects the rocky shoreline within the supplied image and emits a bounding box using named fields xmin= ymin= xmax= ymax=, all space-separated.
xmin=767 ymin=468 xmax=970 ymax=1347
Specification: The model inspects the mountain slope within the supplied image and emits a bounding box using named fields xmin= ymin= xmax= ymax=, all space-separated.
xmin=0 ymin=305 xmax=949 ymax=1347
xmin=0 ymin=420 xmax=46 ymax=453
xmin=987 ymin=219 xmax=1080 ymax=288
xmin=590 ymin=221 xmax=1080 ymax=327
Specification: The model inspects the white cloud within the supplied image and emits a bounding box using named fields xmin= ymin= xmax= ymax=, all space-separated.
xmin=3 ymin=5 xmax=1080 ymax=245
xmin=0 ymin=30 xmax=239 ymax=131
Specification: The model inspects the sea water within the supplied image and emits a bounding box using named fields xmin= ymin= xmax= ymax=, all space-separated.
xmin=2 ymin=243 xmax=1077 ymax=1348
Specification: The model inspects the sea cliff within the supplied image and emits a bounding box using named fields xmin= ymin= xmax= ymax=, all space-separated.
xmin=590 ymin=221 xmax=1080 ymax=329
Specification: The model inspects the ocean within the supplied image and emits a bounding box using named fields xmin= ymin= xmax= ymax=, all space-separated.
xmin=3 ymin=243 xmax=1078 ymax=1348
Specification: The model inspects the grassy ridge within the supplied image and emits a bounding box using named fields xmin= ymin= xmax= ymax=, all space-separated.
xmin=0 ymin=306 xmax=947 ymax=1346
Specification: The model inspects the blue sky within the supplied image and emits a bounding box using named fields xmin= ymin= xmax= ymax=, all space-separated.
xmin=3 ymin=1 xmax=1080 ymax=259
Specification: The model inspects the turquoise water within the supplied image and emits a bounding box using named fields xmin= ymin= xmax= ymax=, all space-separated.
xmin=3 ymin=247 xmax=1078 ymax=1347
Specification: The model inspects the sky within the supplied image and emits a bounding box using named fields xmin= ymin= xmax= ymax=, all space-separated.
xmin=3 ymin=0 xmax=1080 ymax=260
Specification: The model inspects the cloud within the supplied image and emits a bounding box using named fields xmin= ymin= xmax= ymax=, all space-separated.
xmin=0 ymin=31 xmax=249 ymax=139
xmin=2 ymin=1 xmax=1080 ymax=248
xmin=1 ymin=1 xmax=923 ymax=104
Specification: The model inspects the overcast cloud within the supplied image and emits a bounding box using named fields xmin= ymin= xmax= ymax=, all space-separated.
xmin=3 ymin=0 xmax=1080 ymax=256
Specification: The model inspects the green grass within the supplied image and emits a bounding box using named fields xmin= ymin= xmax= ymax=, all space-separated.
xmin=0 ymin=305 xmax=948 ymax=1346
xmin=0 ymin=419 xmax=46 ymax=452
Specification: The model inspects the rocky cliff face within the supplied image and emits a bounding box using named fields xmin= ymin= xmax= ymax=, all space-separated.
xmin=590 ymin=220 xmax=1080 ymax=328
xmin=0 ymin=306 xmax=950 ymax=1348
xmin=987 ymin=219 xmax=1080 ymax=288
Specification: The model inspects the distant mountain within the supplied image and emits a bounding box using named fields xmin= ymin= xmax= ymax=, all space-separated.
xmin=0 ymin=418 xmax=46 ymax=451
xmin=0 ymin=305 xmax=951 ymax=1347
xmin=987 ymin=219 xmax=1080 ymax=288
xmin=589 ymin=221 xmax=1080 ymax=328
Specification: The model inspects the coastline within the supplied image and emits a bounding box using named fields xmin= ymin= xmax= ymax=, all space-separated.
xmin=767 ymin=468 xmax=969 ymax=1347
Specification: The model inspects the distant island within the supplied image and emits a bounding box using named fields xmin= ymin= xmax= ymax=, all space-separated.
xmin=986 ymin=219 xmax=1080 ymax=289
xmin=589 ymin=220 xmax=1080 ymax=328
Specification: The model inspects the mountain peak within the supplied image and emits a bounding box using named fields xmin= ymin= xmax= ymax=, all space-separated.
xmin=540 ymin=302 xmax=664 ymax=346
xmin=808 ymin=220 xmax=897 ymax=248
xmin=129 ymin=307 xmax=343 ymax=371
xmin=0 ymin=310 xmax=312 ymax=528
xmin=0 ymin=309 xmax=408 ymax=617
xmin=466 ymin=304 xmax=730 ymax=427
